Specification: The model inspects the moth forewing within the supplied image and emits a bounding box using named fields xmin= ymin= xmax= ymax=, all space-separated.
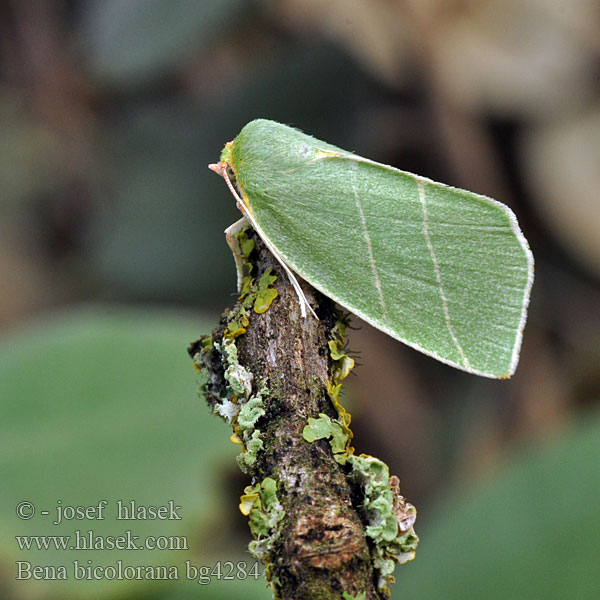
xmin=211 ymin=119 xmax=534 ymax=378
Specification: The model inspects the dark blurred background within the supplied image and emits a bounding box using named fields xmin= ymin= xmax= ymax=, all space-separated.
xmin=1 ymin=1 xmax=599 ymax=599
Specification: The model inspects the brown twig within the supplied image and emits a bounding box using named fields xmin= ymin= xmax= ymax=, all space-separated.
xmin=189 ymin=229 xmax=417 ymax=599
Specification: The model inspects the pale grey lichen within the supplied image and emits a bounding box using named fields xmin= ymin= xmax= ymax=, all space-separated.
xmin=236 ymin=385 xmax=268 ymax=470
xmin=214 ymin=398 xmax=239 ymax=423
xmin=209 ymin=337 xmax=268 ymax=470
xmin=208 ymin=338 xmax=252 ymax=424
xmin=239 ymin=429 xmax=264 ymax=468
xmin=220 ymin=339 xmax=253 ymax=398
xmin=347 ymin=454 xmax=419 ymax=596
xmin=214 ymin=337 xmax=268 ymax=471
xmin=238 ymin=395 xmax=266 ymax=430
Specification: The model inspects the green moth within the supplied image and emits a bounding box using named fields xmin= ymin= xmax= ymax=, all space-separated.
xmin=209 ymin=119 xmax=534 ymax=379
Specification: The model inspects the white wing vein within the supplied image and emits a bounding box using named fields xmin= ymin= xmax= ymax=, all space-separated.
xmin=416 ymin=180 xmax=470 ymax=369
xmin=351 ymin=168 xmax=389 ymax=321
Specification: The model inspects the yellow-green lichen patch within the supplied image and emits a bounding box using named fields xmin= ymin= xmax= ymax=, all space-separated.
xmin=346 ymin=454 xmax=419 ymax=597
xmin=241 ymin=477 xmax=285 ymax=560
xmin=235 ymin=228 xmax=256 ymax=301
xmin=239 ymin=490 xmax=259 ymax=516
xmin=331 ymin=350 xmax=354 ymax=381
xmin=224 ymin=317 xmax=248 ymax=340
xmin=236 ymin=229 xmax=257 ymax=301
xmin=238 ymin=230 xmax=256 ymax=258
xmin=327 ymin=380 xmax=353 ymax=441
xmin=253 ymin=268 xmax=278 ymax=313
xmin=234 ymin=227 xmax=279 ymax=315
xmin=239 ymin=278 xmax=252 ymax=301
xmin=325 ymin=317 xmax=355 ymax=446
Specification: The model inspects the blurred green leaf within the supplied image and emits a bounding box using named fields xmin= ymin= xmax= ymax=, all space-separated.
xmin=395 ymin=412 xmax=600 ymax=599
xmin=0 ymin=307 xmax=262 ymax=598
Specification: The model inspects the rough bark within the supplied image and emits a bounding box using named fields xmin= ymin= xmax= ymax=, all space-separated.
xmin=188 ymin=229 xmax=416 ymax=599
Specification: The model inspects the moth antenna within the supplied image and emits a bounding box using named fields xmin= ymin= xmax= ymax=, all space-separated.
xmin=217 ymin=162 xmax=247 ymax=214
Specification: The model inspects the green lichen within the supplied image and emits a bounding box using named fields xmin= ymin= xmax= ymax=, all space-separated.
xmin=342 ymin=592 xmax=366 ymax=600
xmin=202 ymin=332 xmax=268 ymax=470
xmin=327 ymin=380 xmax=353 ymax=442
xmin=236 ymin=228 xmax=256 ymax=300
xmin=238 ymin=395 xmax=266 ymax=430
xmin=193 ymin=228 xmax=418 ymax=596
xmin=224 ymin=317 xmax=247 ymax=340
xmin=302 ymin=413 xmax=350 ymax=463
xmin=240 ymin=477 xmax=285 ymax=560
xmin=331 ymin=349 xmax=355 ymax=381
xmin=239 ymin=274 xmax=254 ymax=299
xmin=237 ymin=391 xmax=267 ymax=469
xmin=301 ymin=315 xmax=421 ymax=592
xmin=346 ymin=454 xmax=419 ymax=596
xmin=193 ymin=230 xmax=277 ymax=471
xmin=240 ymin=429 xmax=264 ymax=467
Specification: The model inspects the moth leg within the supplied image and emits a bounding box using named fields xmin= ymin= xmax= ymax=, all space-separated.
xmin=267 ymin=247 xmax=318 ymax=320
xmin=226 ymin=215 xmax=315 ymax=317
xmin=225 ymin=216 xmax=249 ymax=293
xmin=214 ymin=161 xmax=318 ymax=320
